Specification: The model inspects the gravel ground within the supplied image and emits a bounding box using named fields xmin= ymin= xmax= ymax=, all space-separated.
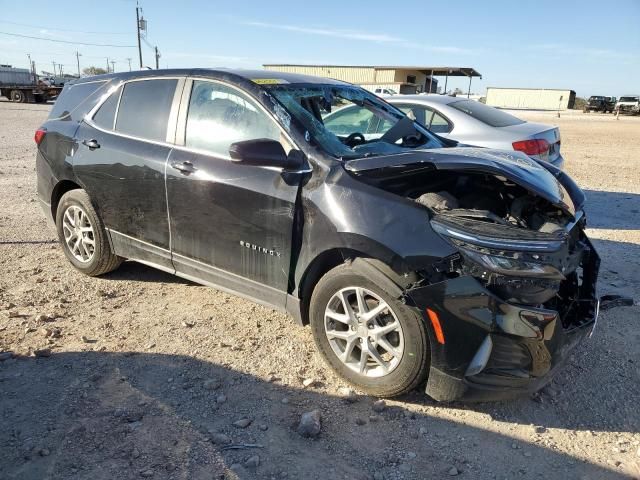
xmin=1 ymin=100 xmax=639 ymax=480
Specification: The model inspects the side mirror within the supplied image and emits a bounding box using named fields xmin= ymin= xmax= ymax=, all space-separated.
xmin=229 ymin=138 xmax=302 ymax=170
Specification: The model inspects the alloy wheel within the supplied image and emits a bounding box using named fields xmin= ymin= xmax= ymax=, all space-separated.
xmin=324 ymin=286 xmax=404 ymax=378
xmin=62 ymin=205 xmax=96 ymax=263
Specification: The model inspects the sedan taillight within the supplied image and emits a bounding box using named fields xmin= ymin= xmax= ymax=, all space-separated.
xmin=512 ymin=139 xmax=550 ymax=156
xmin=34 ymin=128 xmax=47 ymax=146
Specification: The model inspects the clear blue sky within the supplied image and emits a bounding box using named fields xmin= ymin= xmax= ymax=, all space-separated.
xmin=1 ymin=0 xmax=638 ymax=97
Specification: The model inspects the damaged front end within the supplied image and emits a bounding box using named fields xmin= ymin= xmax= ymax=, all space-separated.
xmin=347 ymin=149 xmax=601 ymax=401
xmin=413 ymin=213 xmax=600 ymax=401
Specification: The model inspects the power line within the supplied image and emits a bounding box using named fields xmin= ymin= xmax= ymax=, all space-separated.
xmin=0 ymin=20 xmax=130 ymax=35
xmin=0 ymin=31 xmax=136 ymax=48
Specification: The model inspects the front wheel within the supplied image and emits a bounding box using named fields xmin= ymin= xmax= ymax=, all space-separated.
xmin=55 ymin=189 xmax=123 ymax=276
xmin=309 ymin=262 xmax=429 ymax=397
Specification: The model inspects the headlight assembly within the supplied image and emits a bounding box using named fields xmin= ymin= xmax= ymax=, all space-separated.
xmin=430 ymin=218 xmax=566 ymax=301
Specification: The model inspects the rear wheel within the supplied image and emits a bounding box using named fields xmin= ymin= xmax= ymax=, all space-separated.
xmin=55 ymin=189 xmax=123 ymax=276
xmin=9 ymin=90 xmax=25 ymax=103
xmin=309 ymin=262 xmax=429 ymax=397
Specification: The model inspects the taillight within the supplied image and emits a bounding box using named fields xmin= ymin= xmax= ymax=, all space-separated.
xmin=34 ymin=128 xmax=47 ymax=146
xmin=512 ymin=138 xmax=550 ymax=156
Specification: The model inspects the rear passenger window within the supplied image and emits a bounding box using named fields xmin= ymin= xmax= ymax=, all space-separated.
xmin=395 ymin=105 xmax=431 ymax=126
xmin=115 ymin=79 xmax=177 ymax=141
xmin=429 ymin=112 xmax=452 ymax=133
xmin=185 ymin=81 xmax=280 ymax=157
xmin=92 ymin=87 xmax=121 ymax=130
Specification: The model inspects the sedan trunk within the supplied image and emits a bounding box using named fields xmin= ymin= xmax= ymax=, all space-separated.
xmin=500 ymin=122 xmax=562 ymax=164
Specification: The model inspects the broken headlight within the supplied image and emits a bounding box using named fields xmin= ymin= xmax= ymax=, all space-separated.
xmin=431 ymin=219 xmax=565 ymax=304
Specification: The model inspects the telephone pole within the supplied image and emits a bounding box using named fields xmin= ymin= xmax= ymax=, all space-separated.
xmin=75 ymin=51 xmax=82 ymax=78
xmin=126 ymin=57 xmax=132 ymax=71
xmin=27 ymin=53 xmax=34 ymax=83
xmin=106 ymin=57 xmax=110 ymax=73
xmin=136 ymin=1 xmax=143 ymax=68
xmin=52 ymin=61 xmax=56 ymax=77
xmin=154 ymin=46 xmax=160 ymax=70
xmin=110 ymin=60 xmax=116 ymax=73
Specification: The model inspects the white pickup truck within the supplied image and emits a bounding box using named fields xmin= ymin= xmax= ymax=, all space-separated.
xmin=615 ymin=95 xmax=640 ymax=114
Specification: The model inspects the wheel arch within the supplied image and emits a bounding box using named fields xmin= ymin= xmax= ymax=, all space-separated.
xmin=296 ymin=248 xmax=418 ymax=326
xmin=51 ymin=179 xmax=82 ymax=223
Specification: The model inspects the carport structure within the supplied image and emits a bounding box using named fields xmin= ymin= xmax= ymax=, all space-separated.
xmin=263 ymin=64 xmax=482 ymax=96
xmin=421 ymin=66 xmax=482 ymax=96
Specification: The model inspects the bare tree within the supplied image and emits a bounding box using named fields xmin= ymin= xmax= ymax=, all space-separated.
xmin=82 ymin=66 xmax=108 ymax=77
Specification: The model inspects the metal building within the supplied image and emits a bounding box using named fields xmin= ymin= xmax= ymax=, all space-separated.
xmin=263 ymin=64 xmax=481 ymax=96
xmin=485 ymin=87 xmax=576 ymax=110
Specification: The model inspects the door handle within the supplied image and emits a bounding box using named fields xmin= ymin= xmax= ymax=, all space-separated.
xmin=171 ymin=161 xmax=196 ymax=174
xmin=82 ymin=139 xmax=100 ymax=150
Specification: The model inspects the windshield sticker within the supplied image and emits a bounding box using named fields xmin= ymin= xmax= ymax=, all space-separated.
xmin=252 ymin=78 xmax=289 ymax=85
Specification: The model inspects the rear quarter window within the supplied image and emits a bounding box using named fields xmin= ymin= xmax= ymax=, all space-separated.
xmin=48 ymin=81 xmax=107 ymax=121
xmin=92 ymin=86 xmax=121 ymax=130
xmin=115 ymin=79 xmax=177 ymax=142
xmin=449 ymin=99 xmax=524 ymax=127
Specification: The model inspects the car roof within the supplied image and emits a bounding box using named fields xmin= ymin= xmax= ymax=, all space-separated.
xmin=71 ymin=68 xmax=349 ymax=87
xmin=386 ymin=94 xmax=465 ymax=105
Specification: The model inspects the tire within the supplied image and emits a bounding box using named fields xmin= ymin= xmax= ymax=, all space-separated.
xmin=309 ymin=262 xmax=429 ymax=397
xmin=55 ymin=189 xmax=123 ymax=276
xmin=10 ymin=90 xmax=25 ymax=103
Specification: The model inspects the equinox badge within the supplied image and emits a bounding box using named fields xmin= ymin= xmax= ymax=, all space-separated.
xmin=240 ymin=240 xmax=281 ymax=257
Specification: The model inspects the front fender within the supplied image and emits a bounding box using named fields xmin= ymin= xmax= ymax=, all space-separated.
xmin=293 ymin=167 xmax=457 ymax=293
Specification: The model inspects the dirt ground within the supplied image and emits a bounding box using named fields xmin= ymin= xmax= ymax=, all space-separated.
xmin=1 ymin=100 xmax=639 ymax=480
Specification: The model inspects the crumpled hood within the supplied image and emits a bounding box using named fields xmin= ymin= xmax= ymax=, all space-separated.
xmin=345 ymin=147 xmax=579 ymax=217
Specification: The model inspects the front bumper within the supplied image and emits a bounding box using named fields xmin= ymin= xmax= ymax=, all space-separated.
xmin=406 ymin=239 xmax=600 ymax=402
xmin=617 ymin=105 xmax=640 ymax=113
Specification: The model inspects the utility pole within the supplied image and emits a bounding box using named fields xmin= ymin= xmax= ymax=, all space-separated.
xmin=126 ymin=57 xmax=132 ymax=71
xmin=59 ymin=64 xmax=63 ymax=77
xmin=52 ymin=61 xmax=56 ymax=77
xmin=136 ymin=1 xmax=144 ymax=69
xmin=27 ymin=54 xmax=34 ymax=83
xmin=106 ymin=57 xmax=110 ymax=73
xmin=75 ymin=50 xmax=82 ymax=78
xmin=154 ymin=46 xmax=160 ymax=70
xmin=110 ymin=60 xmax=116 ymax=73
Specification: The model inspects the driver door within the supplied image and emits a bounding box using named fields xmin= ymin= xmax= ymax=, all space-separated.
xmin=166 ymin=79 xmax=303 ymax=308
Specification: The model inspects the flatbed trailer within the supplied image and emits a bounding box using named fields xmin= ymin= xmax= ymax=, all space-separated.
xmin=0 ymin=84 xmax=63 ymax=103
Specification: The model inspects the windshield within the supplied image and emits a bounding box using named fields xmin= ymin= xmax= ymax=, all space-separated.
xmin=449 ymin=99 xmax=525 ymax=127
xmin=589 ymin=96 xmax=605 ymax=101
xmin=619 ymin=96 xmax=639 ymax=102
xmin=266 ymin=84 xmax=443 ymax=159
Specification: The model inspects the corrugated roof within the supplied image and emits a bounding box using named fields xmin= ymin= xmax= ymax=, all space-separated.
xmin=263 ymin=64 xmax=481 ymax=77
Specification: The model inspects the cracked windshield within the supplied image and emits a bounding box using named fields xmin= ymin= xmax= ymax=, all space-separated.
xmin=268 ymin=85 xmax=443 ymax=159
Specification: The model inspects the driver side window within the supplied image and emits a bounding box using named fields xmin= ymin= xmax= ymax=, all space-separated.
xmin=185 ymin=81 xmax=281 ymax=157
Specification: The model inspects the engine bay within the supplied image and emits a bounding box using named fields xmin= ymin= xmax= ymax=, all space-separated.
xmin=370 ymin=167 xmax=573 ymax=233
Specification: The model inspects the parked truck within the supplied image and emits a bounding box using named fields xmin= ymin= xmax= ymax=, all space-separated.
xmin=0 ymin=65 xmax=63 ymax=103
xmin=583 ymin=95 xmax=616 ymax=113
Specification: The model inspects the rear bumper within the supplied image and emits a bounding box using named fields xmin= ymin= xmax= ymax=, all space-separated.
xmin=406 ymin=240 xmax=599 ymax=402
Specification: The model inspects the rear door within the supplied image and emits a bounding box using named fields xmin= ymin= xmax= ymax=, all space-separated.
xmin=166 ymin=78 xmax=304 ymax=307
xmin=74 ymin=77 xmax=184 ymax=269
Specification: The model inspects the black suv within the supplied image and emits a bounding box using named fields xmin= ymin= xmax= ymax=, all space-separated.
xmin=583 ymin=96 xmax=616 ymax=113
xmin=35 ymin=69 xmax=600 ymax=401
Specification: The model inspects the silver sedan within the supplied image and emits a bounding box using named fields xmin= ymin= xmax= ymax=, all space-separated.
xmin=385 ymin=94 xmax=564 ymax=169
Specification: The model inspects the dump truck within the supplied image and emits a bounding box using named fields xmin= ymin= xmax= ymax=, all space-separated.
xmin=0 ymin=65 xmax=63 ymax=103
